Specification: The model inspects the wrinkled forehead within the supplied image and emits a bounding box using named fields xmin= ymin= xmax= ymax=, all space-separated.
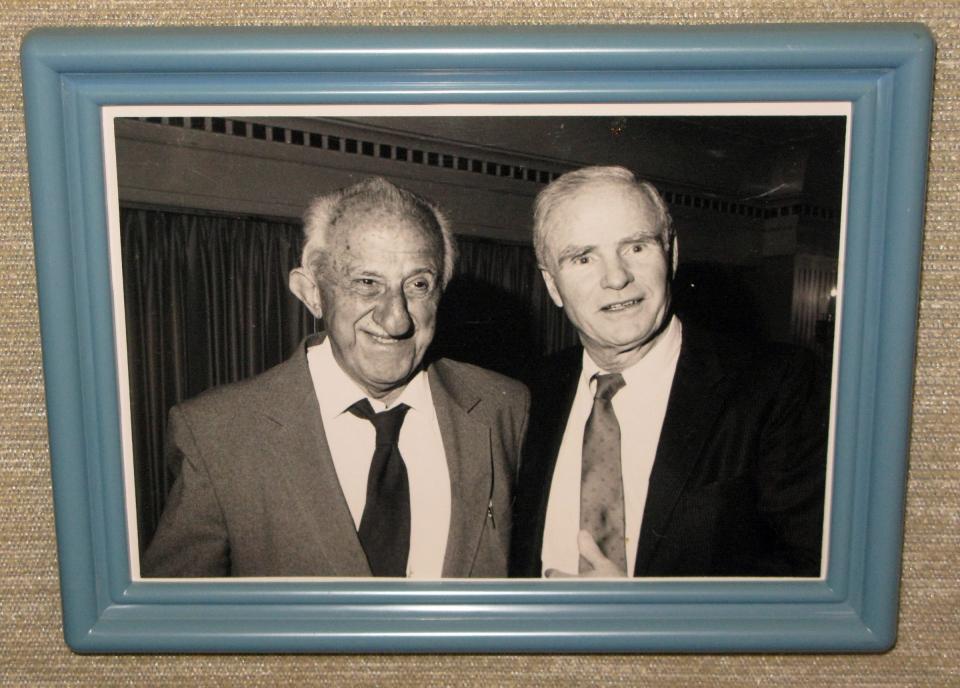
xmin=328 ymin=204 xmax=444 ymax=263
xmin=545 ymin=181 xmax=662 ymax=241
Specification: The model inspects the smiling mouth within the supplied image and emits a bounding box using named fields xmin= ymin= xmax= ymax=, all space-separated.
xmin=365 ymin=332 xmax=406 ymax=345
xmin=601 ymin=298 xmax=642 ymax=312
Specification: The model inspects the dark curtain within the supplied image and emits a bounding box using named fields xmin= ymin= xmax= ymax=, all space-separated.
xmin=121 ymin=208 xmax=313 ymax=547
xmin=120 ymin=206 xmax=577 ymax=551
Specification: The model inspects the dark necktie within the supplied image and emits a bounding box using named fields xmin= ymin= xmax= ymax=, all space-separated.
xmin=348 ymin=399 xmax=411 ymax=577
xmin=579 ymin=372 xmax=628 ymax=574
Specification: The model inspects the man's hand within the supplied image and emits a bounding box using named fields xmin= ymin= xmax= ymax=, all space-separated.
xmin=544 ymin=530 xmax=628 ymax=578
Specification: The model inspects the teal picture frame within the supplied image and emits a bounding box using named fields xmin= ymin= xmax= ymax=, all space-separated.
xmin=20 ymin=25 xmax=934 ymax=653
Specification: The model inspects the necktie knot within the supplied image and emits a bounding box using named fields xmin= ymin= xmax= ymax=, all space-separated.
xmin=348 ymin=399 xmax=410 ymax=446
xmin=592 ymin=372 xmax=625 ymax=402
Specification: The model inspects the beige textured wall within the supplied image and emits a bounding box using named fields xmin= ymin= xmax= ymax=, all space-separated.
xmin=2 ymin=3 xmax=957 ymax=686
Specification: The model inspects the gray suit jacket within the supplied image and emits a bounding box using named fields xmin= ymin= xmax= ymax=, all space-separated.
xmin=142 ymin=336 xmax=529 ymax=578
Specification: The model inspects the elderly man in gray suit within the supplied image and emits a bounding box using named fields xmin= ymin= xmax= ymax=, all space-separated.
xmin=142 ymin=177 xmax=529 ymax=578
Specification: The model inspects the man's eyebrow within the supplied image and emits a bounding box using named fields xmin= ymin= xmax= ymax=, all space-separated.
xmin=619 ymin=230 xmax=659 ymax=245
xmin=339 ymin=260 xmax=382 ymax=278
xmin=555 ymin=244 xmax=595 ymax=263
xmin=405 ymin=266 xmax=439 ymax=278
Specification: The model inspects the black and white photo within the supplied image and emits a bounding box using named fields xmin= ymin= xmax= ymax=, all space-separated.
xmin=105 ymin=105 xmax=847 ymax=581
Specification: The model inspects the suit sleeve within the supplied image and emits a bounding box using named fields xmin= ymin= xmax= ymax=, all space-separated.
xmin=755 ymin=351 xmax=829 ymax=577
xmin=140 ymin=405 xmax=230 ymax=577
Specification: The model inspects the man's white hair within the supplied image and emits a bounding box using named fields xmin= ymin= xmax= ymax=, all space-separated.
xmin=532 ymin=165 xmax=674 ymax=269
xmin=301 ymin=177 xmax=457 ymax=287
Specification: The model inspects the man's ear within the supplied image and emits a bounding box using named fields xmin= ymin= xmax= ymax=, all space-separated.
xmin=540 ymin=268 xmax=564 ymax=308
xmin=289 ymin=267 xmax=323 ymax=319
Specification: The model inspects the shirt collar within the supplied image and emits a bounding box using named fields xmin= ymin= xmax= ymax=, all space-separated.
xmin=581 ymin=314 xmax=683 ymax=389
xmin=309 ymin=337 xmax=430 ymax=417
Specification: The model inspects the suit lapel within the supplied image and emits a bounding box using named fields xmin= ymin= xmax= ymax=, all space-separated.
xmin=257 ymin=337 xmax=372 ymax=576
xmin=633 ymin=326 xmax=727 ymax=575
xmin=429 ymin=360 xmax=491 ymax=578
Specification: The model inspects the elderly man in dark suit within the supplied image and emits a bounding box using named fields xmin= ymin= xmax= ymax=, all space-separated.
xmin=510 ymin=166 xmax=828 ymax=579
xmin=143 ymin=177 xmax=529 ymax=578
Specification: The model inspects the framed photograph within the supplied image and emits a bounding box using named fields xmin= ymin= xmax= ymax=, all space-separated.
xmin=21 ymin=25 xmax=934 ymax=652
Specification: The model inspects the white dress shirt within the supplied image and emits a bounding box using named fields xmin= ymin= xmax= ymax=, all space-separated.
xmin=541 ymin=316 xmax=682 ymax=577
xmin=307 ymin=339 xmax=451 ymax=578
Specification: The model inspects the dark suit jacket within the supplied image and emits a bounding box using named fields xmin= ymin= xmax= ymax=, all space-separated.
xmin=142 ymin=336 xmax=529 ymax=578
xmin=511 ymin=322 xmax=828 ymax=578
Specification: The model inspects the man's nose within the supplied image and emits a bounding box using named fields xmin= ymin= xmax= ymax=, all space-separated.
xmin=373 ymin=290 xmax=413 ymax=337
xmin=600 ymin=256 xmax=633 ymax=290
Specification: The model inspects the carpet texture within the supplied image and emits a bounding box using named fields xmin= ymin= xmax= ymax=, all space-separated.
xmin=1 ymin=3 xmax=957 ymax=685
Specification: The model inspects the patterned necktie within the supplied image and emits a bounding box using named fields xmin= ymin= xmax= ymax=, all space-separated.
xmin=579 ymin=372 xmax=628 ymax=574
xmin=348 ymin=399 xmax=411 ymax=577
